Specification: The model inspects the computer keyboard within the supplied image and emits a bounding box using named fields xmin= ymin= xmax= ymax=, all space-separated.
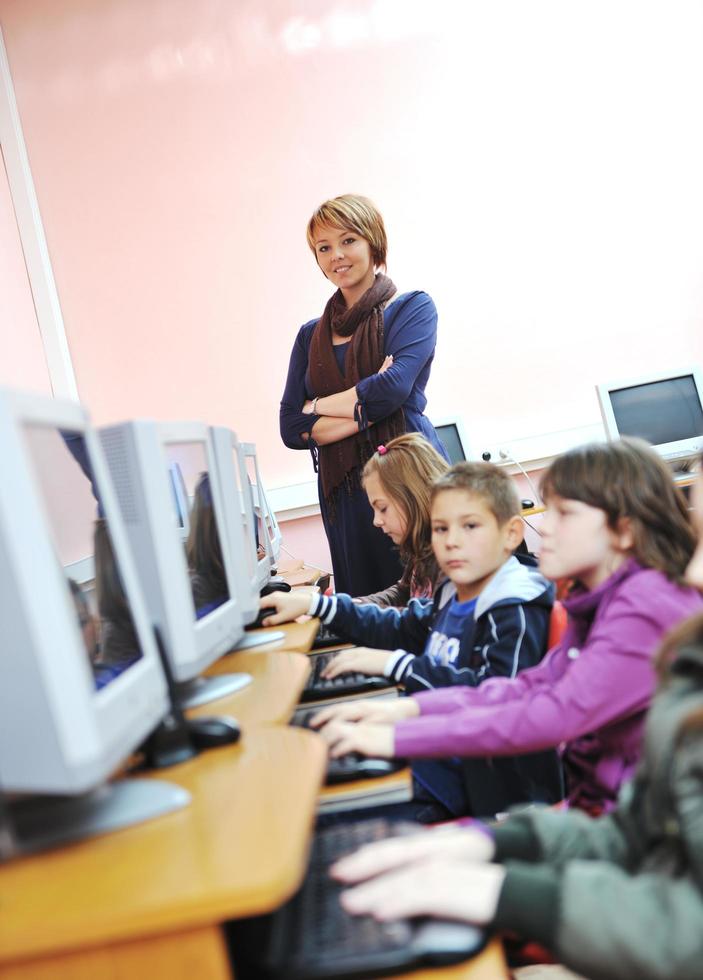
xmin=253 ymin=818 xmax=486 ymax=979
xmin=311 ymin=623 xmax=348 ymax=649
xmin=293 ymin=708 xmax=405 ymax=785
xmin=301 ymin=651 xmax=393 ymax=703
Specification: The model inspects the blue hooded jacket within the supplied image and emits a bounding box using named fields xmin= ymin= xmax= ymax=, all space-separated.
xmin=310 ymin=554 xmax=564 ymax=816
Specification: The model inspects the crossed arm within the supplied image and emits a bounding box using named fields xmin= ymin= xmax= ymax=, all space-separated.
xmin=301 ymin=355 xmax=393 ymax=446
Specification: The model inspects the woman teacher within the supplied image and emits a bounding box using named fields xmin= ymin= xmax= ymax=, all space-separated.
xmin=280 ymin=194 xmax=447 ymax=595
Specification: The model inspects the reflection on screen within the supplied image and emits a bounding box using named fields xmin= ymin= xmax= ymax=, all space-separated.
xmin=610 ymin=376 xmax=703 ymax=447
xmin=23 ymin=426 xmax=144 ymax=690
xmin=162 ymin=442 xmax=231 ymax=619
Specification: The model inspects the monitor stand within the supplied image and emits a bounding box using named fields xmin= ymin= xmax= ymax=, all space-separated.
xmin=175 ymin=672 xmax=252 ymax=709
xmin=1 ymin=780 xmax=190 ymax=859
xmin=234 ymin=630 xmax=286 ymax=651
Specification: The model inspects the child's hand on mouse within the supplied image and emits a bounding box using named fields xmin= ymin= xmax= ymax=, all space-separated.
xmin=258 ymin=591 xmax=311 ymax=625
xmin=320 ymin=647 xmax=392 ymax=679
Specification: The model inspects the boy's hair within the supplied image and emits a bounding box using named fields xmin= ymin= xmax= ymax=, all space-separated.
xmin=362 ymin=434 xmax=449 ymax=573
xmin=306 ymin=194 xmax=388 ymax=268
xmin=541 ymin=438 xmax=696 ymax=582
xmin=430 ymin=461 xmax=521 ymax=525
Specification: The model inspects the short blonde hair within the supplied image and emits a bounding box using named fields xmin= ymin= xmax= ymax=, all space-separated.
xmin=306 ymin=194 xmax=388 ymax=268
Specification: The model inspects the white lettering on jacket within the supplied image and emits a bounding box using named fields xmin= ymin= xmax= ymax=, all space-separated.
xmin=426 ymin=631 xmax=461 ymax=665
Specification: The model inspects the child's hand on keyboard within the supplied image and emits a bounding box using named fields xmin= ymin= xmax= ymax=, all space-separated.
xmin=258 ymin=591 xmax=311 ymax=625
xmin=310 ymin=697 xmax=418 ymax=729
xmin=319 ymin=720 xmax=394 ymax=759
xmin=339 ymin=858 xmax=506 ymax=926
xmin=330 ymin=823 xmax=495 ymax=885
xmin=320 ymin=647 xmax=392 ymax=679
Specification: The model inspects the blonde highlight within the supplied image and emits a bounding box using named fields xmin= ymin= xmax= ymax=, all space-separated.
xmin=306 ymin=194 xmax=388 ymax=268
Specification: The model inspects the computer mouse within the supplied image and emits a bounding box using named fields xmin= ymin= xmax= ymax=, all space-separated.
xmin=260 ymin=580 xmax=292 ymax=596
xmin=187 ymin=715 xmax=241 ymax=749
xmin=245 ymin=607 xmax=277 ymax=630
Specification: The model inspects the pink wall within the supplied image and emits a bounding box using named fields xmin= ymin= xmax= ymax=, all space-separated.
xmin=3 ymin=0 xmax=703 ymax=480
xmin=278 ymin=513 xmax=332 ymax=576
xmin=2 ymin=0 xmax=703 ymax=574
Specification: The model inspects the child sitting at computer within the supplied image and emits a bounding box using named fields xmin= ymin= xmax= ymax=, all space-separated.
xmin=330 ymin=455 xmax=703 ymax=980
xmin=353 ymin=434 xmax=448 ymax=606
xmin=311 ymin=439 xmax=703 ymax=816
xmin=261 ymin=460 xmax=562 ymax=819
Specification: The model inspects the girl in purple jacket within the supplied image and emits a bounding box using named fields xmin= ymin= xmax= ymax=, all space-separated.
xmin=313 ymin=439 xmax=703 ymax=814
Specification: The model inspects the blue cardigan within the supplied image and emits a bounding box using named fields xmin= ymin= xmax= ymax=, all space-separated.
xmin=280 ymin=291 xmax=442 ymax=451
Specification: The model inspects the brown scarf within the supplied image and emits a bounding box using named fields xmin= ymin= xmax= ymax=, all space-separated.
xmin=308 ymin=274 xmax=406 ymax=509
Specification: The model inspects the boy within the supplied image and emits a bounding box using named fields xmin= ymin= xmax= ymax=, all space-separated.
xmin=261 ymin=462 xmax=562 ymax=819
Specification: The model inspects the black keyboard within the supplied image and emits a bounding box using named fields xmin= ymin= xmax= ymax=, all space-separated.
xmin=312 ymin=624 xmax=348 ymax=649
xmin=256 ymin=819 xmax=486 ymax=979
xmin=301 ymin=651 xmax=393 ymax=703
xmin=293 ymin=709 xmax=405 ymax=785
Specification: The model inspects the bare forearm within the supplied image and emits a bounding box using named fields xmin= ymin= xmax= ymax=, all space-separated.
xmin=315 ymin=386 xmax=358 ymax=419
xmin=308 ymin=416 xmax=361 ymax=445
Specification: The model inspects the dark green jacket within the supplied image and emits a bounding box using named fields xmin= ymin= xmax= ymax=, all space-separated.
xmin=492 ymin=636 xmax=703 ymax=980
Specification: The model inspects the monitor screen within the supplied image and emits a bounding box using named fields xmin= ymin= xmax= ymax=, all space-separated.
xmin=0 ymin=391 xmax=171 ymax=801
xmin=609 ymin=375 xmax=703 ymax=446
xmin=436 ymin=422 xmax=467 ymax=465
xmin=23 ymin=425 xmax=145 ymax=692
xmin=242 ymin=443 xmax=281 ymax=567
xmin=98 ymin=420 xmax=246 ymax=696
xmin=162 ymin=441 xmax=231 ymax=621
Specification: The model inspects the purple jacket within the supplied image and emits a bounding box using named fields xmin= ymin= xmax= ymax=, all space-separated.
xmin=394 ymin=559 xmax=703 ymax=813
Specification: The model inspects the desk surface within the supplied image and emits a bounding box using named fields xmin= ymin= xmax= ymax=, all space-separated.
xmin=393 ymin=942 xmax=508 ymax=979
xmin=201 ymin=649 xmax=310 ymax=726
xmin=229 ymin=617 xmax=318 ymax=654
xmin=0 ymin=727 xmax=325 ymax=965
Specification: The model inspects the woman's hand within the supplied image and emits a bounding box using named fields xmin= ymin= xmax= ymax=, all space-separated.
xmin=321 ymin=647 xmax=393 ymax=679
xmin=339 ymin=859 xmax=506 ymax=926
xmin=258 ymin=591 xmax=311 ymax=625
xmin=310 ymin=697 xmax=419 ymax=729
xmin=302 ymin=399 xmax=316 ymax=415
xmin=378 ymin=354 xmax=394 ymax=374
xmin=331 ymin=824 xmax=496 ymax=885
xmin=318 ymin=720 xmax=395 ymax=759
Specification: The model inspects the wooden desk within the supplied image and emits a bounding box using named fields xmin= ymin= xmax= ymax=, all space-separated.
xmin=400 ymin=941 xmax=509 ymax=978
xmin=228 ymin=617 xmax=319 ymax=655
xmin=201 ymin=649 xmax=310 ymax=726
xmin=0 ymin=727 xmax=325 ymax=980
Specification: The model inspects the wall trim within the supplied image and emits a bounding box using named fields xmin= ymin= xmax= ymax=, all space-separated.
xmin=0 ymin=27 xmax=78 ymax=401
xmin=270 ymin=422 xmax=606 ymax=520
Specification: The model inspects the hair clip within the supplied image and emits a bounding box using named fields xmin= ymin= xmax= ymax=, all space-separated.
xmin=377 ymin=445 xmax=388 ymax=455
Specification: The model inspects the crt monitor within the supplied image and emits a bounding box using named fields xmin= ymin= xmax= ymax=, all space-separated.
xmin=242 ymin=442 xmax=282 ymax=571
xmin=0 ymin=388 xmax=188 ymax=853
xmin=236 ymin=443 xmax=273 ymax=591
xmin=98 ymin=420 xmax=251 ymax=708
xmin=433 ymin=417 xmax=472 ymax=465
xmin=209 ymin=426 xmax=285 ymax=645
xmin=596 ymin=367 xmax=703 ymax=462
